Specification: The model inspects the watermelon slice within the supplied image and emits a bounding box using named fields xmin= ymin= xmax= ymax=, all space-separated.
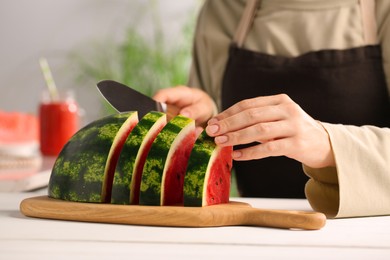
xmin=184 ymin=130 xmax=233 ymax=206
xmin=140 ymin=115 xmax=196 ymax=206
xmin=48 ymin=112 xmax=138 ymax=203
xmin=0 ymin=111 xmax=39 ymax=157
xmin=0 ymin=111 xmax=39 ymax=144
xmin=111 ymin=111 xmax=167 ymax=205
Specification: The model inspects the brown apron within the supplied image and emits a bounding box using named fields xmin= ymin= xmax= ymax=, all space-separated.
xmin=221 ymin=0 xmax=390 ymax=198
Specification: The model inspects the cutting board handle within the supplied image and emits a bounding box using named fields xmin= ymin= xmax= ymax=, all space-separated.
xmin=243 ymin=207 xmax=326 ymax=230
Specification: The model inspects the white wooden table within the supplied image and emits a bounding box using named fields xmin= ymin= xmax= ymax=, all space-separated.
xmin=1 ymin=189 xmax=389 ymax=259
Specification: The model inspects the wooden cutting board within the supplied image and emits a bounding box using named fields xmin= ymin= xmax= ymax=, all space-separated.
xmin=20 ymin=196 xmax=326 ymax=230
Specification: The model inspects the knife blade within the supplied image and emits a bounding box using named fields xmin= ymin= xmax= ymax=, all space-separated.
xmin=96 ymin=80 xmax=169 ymax=118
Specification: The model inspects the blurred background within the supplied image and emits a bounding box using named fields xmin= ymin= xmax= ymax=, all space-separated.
xmin=0 ymin=0 xmax=201 ymax=123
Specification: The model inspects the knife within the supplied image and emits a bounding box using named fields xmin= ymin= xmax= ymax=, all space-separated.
xmin=96 ymin=80 xmax=179 ymax=119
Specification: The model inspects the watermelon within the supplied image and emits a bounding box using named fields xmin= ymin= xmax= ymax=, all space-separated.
xmin=111 ymin=111 xmax=167 ymax=205
xmin=184 ymin=130 xmax=233 ymax=206
xmin=48 ymin=112 xmax=138 ymax=203
xmin=48 ymin=111 xmax=233 ymax=207
xmin=140 ymin=115 xmax=196 ymax=206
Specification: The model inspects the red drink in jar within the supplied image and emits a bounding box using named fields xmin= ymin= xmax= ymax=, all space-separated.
xmin=39 ymin=90 xmax=79 ymax=156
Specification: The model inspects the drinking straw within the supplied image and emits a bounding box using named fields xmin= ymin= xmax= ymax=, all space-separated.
xmin=39 ymin=57 xmax=59 ymax=101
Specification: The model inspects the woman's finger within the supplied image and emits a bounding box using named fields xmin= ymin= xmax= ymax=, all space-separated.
xmin=213 ymin=120 xmax=294 ymax=146
xmin=181 ymin=101 xmax=215 ymax=125
xmin=212 ymin=94 xmax=291 ymax=121
xmin=153 ymin=86 xmax=195 ymax=107
xmin=206 ymin=104 xmax=289 ymax=137
xmin=232 ymin=138 xmax=291 ymax=160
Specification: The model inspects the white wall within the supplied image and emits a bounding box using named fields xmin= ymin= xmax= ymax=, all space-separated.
xmin=0 ymin=0 xmax=198 ymax=123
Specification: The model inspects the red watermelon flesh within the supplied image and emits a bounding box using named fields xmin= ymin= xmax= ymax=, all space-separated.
xmin=162 ymin=126 xmax=196 ymax=206
xmin=204 ymin=145 xmax=233 ymax=205
xmin=0 ymin=111 xmax=39 ymax=144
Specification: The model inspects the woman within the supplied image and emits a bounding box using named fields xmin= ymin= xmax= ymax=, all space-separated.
xmin=154 ymin=0 xmax=390 ymax=218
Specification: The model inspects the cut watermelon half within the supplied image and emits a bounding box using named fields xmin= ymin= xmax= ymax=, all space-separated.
xmin=49 ymin=111 xmax=232 ymax=207
xmin=140 ymin=115 xmax=196 ymax=206
xmin=184 ymin=130 xmax=233 ymax=206
xmin=112 ymin=111 xmax=167 ymax=205
xmin=48 ymin=112 xmax=138 ymax=203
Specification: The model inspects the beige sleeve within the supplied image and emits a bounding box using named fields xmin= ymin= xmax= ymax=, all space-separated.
xmin=304 ymin=124 xmax=390 ymax=218
xmin=377 ymin=0 xmax=390 ymax=93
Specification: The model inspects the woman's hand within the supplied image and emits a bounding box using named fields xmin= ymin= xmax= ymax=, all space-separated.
xmin=205 ymin=94 xmax=335 ymax=169
xmin=153 ymin=86 xmax=217 ymax=127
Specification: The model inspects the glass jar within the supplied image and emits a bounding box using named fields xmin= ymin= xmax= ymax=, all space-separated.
xmin=39 ymin=89 xmax=79 ymax=156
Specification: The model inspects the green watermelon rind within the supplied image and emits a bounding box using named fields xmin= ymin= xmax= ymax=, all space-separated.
xmin=183 ymin=131 xmax=216 ymax=206
xmin=111 ymin=111 xmax=166 ymax=204
xmin=140 ymin=115 xmax=194 ymax=206
xmin=48 ymin=112 xmax=136 ymax=203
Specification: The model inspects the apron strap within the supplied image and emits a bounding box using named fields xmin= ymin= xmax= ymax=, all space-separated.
xmin=233 ymin=0 xmax=378 ymax=47
xmin=233 ymin=0 xmax=260 ymax=47
xmin=359 ymin=0 xmax=378 ymax=45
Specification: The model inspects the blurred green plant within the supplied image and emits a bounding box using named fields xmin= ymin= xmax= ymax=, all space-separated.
xmin=70 ymin=1 xmax=198 ymax=113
